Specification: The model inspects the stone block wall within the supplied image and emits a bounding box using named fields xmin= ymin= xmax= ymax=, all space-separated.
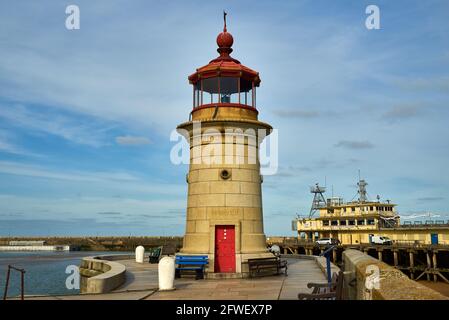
xmin=343 ymin=249 xmax=448 ymax=300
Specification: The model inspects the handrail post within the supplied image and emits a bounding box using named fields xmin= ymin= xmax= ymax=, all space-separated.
xmin=3 ymin=265 xmax=11 ymax=300
xmin=326 ymin=253 xmax=332 ymax=288
xmin=3 ymin=265 xmax=25 ymax=300
xmin=20 ymin=270 xmax=25 ymax=300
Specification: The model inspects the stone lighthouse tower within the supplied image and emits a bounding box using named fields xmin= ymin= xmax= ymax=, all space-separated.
xmin=177 ymin=14 xmax=273 ymax=276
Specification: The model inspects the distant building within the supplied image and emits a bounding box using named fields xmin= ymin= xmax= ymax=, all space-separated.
xmin=9 ymin=240 xmax=46 ymax=246
xmin=293 ymin=179 xmax=449 ymax=245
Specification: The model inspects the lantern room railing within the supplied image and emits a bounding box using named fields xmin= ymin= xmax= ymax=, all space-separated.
xmin=193 ymin=77 xmax=256 ymax=109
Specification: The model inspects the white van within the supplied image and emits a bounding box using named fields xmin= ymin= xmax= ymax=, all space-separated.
xmin=316 ymin=238 xmax=340 ymax=245
xmin=371 ymin=235 xmax=393 ymax=245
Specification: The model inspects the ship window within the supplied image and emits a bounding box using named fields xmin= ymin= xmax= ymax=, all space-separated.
xmin=340 ymin=220 xmax=347 ymax=226
xmin=331 ymin=220 xmax=338 ymax=226
xmin=348 ymin=220 xmax=355 ymax=226
xmin=357 ymin=219 xmax=365 ymax=225
xmin=367 ymin=219 xmax=375 ymax=225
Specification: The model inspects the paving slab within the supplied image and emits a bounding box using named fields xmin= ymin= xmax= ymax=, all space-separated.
xmin=20 ymin=256 xmax=328 ymax=300
xmin=146 ymin=258 xmax=327 ymax=300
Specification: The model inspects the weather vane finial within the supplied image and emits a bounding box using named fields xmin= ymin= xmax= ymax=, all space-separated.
xmin=223 ymin=10 xmax=227 ymax=32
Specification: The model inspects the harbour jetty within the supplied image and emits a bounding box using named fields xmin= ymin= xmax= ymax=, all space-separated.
xmin=16 ymin=251 xmax=448 ymax=300
xmin=0 ymin=236 xmax=183 ymax=252
xmin=267 ymin=237 xmax=449 ymax=284
xmin=0 ymin=240 xmax=70 ymax=252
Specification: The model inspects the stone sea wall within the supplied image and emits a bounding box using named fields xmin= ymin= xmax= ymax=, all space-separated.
xmin=343 ymin=249 xmax=448 ymax=300
xmin=79 ymin=255 xmax=128 ymax=294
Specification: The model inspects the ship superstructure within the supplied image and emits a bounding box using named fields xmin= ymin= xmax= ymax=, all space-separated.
xmin=293 ymin=177 xmax=449 ymax=245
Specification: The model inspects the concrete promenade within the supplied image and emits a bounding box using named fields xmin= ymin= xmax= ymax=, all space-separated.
xmin=20 ymin=257 xmax=327 ymax=300
xmin=147 ymin=257 xmax=325 ymax=300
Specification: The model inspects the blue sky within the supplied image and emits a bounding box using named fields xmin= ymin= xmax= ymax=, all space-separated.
xmin=0 ymin=0 xmax=448 ymax=236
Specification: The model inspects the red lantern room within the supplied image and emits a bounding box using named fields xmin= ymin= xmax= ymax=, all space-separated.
xmin=188 ymin=13 xmax=260 ymax=113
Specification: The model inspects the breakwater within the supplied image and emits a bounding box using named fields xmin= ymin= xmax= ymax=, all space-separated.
xmin=0 ymin=236 xmax=183 ymax=252
xmin=0 ymin=245 xmax=70 ymax=251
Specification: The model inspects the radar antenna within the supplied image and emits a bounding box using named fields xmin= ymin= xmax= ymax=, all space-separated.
xmin=357 ymin=170 xmax=369 ymax=203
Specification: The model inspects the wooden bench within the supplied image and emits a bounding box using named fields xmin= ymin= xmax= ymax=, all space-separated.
xmin=161 ymin=244 xmax=177 ymax=256
xmin=148 ymin=246 xmax=162 ymax=264
xmin=175 ymin=255 xmax=208 ymax=280
xmin=297 ymin=271 xmax=344 ymax=300
xmin=247 ymin=257 xmax=288 ymax=278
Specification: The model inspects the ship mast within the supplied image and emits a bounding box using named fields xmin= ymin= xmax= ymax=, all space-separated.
xmin=357 ymin=170 xmax=368 ymax=203
xmin=309 ymin=183 xmax=326 ymax=218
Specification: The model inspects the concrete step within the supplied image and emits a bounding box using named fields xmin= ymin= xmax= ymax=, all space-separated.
xmin=205 ymin=272 xmax=244 ymax=279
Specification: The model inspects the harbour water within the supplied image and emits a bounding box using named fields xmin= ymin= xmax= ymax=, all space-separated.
xmin=0 ymin=251 xmax=126 ymax=298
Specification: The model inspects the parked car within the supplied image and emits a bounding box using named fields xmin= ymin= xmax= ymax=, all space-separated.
xmin=316 ymin=238 xmax=340 ymax=245
xmin=371 ymin=235 xmax=393 ymax=245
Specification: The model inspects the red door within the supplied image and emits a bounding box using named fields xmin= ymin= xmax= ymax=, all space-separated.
xmin=214 ymin=225 xmax=236 ymax=273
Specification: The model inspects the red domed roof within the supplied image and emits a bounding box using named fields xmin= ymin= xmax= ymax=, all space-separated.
xmin=188 ymin=13 xmax=260 ymax=86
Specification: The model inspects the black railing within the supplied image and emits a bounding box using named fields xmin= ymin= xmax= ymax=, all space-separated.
xmin=401 ymin=221 xmax=449 ymax=227
xmin=3 ymin=265 xmax=25 ymax=300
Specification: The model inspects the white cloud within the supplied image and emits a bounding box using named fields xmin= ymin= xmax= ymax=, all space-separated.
xmin=0 ymin=2 xmax=191 ymax=135
xmin=0 ymin=137 xmax=29 ymax=156
xmin=0 ymin=1 xmax=448 ymax=236
xmin=0 ymin=104 xmax=118 ymax=147
xmin=273 ymin=109 xmax=321 ymax=118
xmin=116 ymin=135 xmax=151 ymax=146
xmin=0 ymin=129 xmax=40 ymax=157
xmin=0 ymin=160 xmax=187 ymax=197
xmin=0 ymin=161 xmax=139 ymax=182
xmin=334 ymin=140 xmax=375 ymax=150
xmin=0 ymin=194 xmax=186 ymax=222
xmin=393 ymin=76 xmax=449 ymax=93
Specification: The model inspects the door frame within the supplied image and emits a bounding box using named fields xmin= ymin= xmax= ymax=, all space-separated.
xmin=209 ymin=220 xmax=241 ymax=273
xmin=214 ymin=225 xmax=236 ymax=273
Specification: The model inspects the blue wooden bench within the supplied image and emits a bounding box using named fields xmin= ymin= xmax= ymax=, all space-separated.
xmin=175 ymin=255 xmax=208 ymax=280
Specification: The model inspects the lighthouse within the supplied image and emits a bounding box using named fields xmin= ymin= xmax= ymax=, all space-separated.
xmin=177 ymin=13 xmax=273 ymax=276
